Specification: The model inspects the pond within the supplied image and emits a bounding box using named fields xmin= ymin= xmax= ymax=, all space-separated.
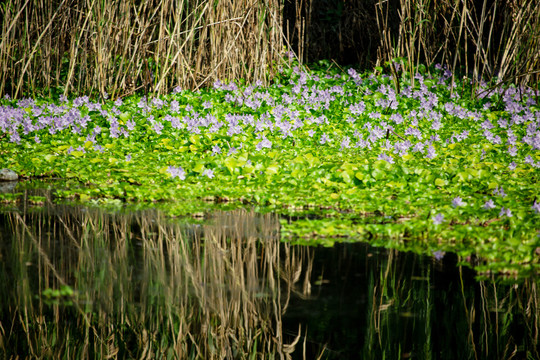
xmin=0 ymin=196 xmax=538 ymax=359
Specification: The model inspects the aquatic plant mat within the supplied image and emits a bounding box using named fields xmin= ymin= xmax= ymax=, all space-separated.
xmin=1 ymin=60 xmax=539 ymax=275
xmin=0 ymin=205 xmax=537 ymax=359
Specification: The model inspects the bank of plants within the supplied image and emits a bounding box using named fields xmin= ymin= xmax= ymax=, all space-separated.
xmin=1 ymin=59 xmax=539 ymax=275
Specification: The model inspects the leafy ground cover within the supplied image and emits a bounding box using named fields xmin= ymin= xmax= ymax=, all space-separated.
xmin=1 ymin=60 xmax=539 ymax=275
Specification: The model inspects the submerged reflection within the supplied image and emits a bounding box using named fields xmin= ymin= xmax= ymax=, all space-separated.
xmin=282 ymin=244 xmax=539 ymax=359
xmin=0 ymin=205 xmax=303 ymax=359
xmin=0 ymin=204 xmax=538 ymax=359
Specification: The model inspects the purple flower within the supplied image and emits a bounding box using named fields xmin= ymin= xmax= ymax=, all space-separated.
xmin=340 ymin=136 xmax=351 ymax=149
xmin=432 ymin=250 xmax=445 ymax=261
xmin=492 ymin=186 xmax=507 ymax=197
xmin=452 ymin=196 xmax=466 ymax=207
xmin=483 ymin=199 xmax=496 ymax=210
xmin=532 ymin=201 xmax=540 ymax=214
xmin=125 ymin=154 xmax=132 ymax=162
xmin=256 ymin=137 xmax=272 ymax=151
xmin=202 ymin=169 xmax=214 ymax=179
xmin=433 ymin=213 xmax=445 ymax=225
xmin=168 ymin=166 xmax=186 ymax=180
xmin=152 ymin=121 xmax=164 ymax=134
xmin=425 ymin=145 xmax=437 ymax=159
xmin=320 ymin=133 xmax=331 ymax=145
xmin=499 ymin=207 xmax=512 ymax=217
xmin=377 ymin=152 xmax=394 ymax=164
xmin=126 ymin=119 xmax=136 ymax=131
xmin=211 ymin=144 xmax=221 ymax=155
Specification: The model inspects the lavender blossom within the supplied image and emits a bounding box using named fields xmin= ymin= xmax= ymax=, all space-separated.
xmin=256 ymin=137 xmax=272 ymax=151
xmin=320 ymin=133 xmax=331 ymax=145
xmin=492 ymin=186 xmax=507 ymax=197
xmin=532 ymin=201 xmax=540 ymax=214
xmin=433 ymin=213 xmax=445 ymax=225
xmin=499 ymin=207 xmax=512 ymax=218
xmin=202 ymin=169 xmax=214 ymax=179
xmin=452 ymin=196 xmax=466 ymax=207
xmin=168 ymin=166 xmax=186 ymax=180
xmin=340 ymin=136 xmax=351 ymax=149
xmin=432 ymin=250 xmax=445 ymax=261
xmin=483 ymin=199 xmax=496 ymax=210
xmin=425 ymin=145 xmax=437 ymax=159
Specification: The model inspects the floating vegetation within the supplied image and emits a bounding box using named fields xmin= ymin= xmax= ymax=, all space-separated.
xmin=1 ymin=60 xmax=539 ymax=274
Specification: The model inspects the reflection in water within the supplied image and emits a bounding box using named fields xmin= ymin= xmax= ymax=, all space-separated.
xmin=0 ymin=203 xmax=538 ymax=359
xmin=282 ymin=245 xmax=539 ymax=359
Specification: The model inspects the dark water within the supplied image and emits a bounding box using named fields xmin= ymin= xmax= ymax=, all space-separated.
xmin=0 ymin=202 xmax=537 ymax=359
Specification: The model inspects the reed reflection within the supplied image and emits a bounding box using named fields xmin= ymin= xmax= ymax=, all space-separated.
xmin=0 ymin=205 xmax=306 ymax=359
xmin=0 ymin=203 xmax=537 ymax=359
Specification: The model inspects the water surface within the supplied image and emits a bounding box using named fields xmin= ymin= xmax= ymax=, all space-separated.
xmin=0 ymin=201 xmax=537 ymax=359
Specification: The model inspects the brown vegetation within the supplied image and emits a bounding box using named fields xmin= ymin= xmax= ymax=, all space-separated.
xmin=1 ymin=0 xmax=538 ymax=98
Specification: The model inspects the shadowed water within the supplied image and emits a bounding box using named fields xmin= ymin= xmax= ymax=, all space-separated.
xmin=0 ymin=200 xmax=537 ymax=359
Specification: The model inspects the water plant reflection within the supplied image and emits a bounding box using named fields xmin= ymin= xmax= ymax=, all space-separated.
xmin=0 ymin=207 xmax=304 ymax=359
xmin=0 ymin=205 xmax=537 ymax=359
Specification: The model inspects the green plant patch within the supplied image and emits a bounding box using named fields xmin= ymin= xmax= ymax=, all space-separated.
xmin=1 ymin=59 xmax=539 ymax=275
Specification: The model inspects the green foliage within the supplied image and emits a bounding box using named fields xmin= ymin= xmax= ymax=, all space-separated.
xmin=1 ymin=60 xmax=539 ymax=275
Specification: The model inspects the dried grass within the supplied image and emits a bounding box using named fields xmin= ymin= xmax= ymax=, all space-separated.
xmin=374 ymin=0 xmax=540 ymax=89
xmin=0 ymin=0 xmax=285 ymax=98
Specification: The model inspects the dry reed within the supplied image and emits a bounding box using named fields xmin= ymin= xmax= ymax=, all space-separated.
xmin=0 ymin=0 xmax=285 ymax=98
xmin=374 ymin=0 xmax=540 ymax=90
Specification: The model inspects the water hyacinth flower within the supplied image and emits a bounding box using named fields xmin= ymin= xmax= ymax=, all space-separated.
xmin=499 ymin=207 xmax=512 ymax=218
xmin=168 ymin=166 xmax=186 ymax=180
xmin=126 ymin=119 xmax=136 ymax=131
xmin=452 ymin=196 xmax=466 ymax=207
xmin=340 ymin=136 xmax=351 ymax=149
xmin=483 ymin=199 xmax=496 ymax=210
xmin=432 ymin=250 xmax=445 ymax=261
xmin=202 ymin=169 xmax=214 ymax=179
xmin=425 ymin=145 xmax=436 ymax=159
xmin=211 ymin=144 xmax=221 ymax=155
xmin=377 ymin=152 xmax=394 ymax=164
xmin=433 ymin=213 xmax=445 ymax=225
xmin=508 ymin=146 xmax=518 ymax=156
xmin=532 ymin=201 xmax=540 ymax=214
xmin=152 ymin=121 xmax=164 ymax=134
xmin=492 ymin=186 xmax=507 ymax=197
xmin=256 ymin=137 xmax=272 ymax=151
xmin=320 ymin=133 xmax=331 ymax=145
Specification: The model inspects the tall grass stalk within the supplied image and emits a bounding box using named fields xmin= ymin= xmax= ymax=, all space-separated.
xmin=0 ymin=0 xmax=285 ymax=98
xmin=374 ymin=0 xmax=540 ymax=91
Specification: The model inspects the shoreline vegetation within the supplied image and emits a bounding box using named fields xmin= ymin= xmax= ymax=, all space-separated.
xmin=1 ymin=58 xmax=539 ymax=277
xmin=0 ymin=0 xmax=539 ymax=276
